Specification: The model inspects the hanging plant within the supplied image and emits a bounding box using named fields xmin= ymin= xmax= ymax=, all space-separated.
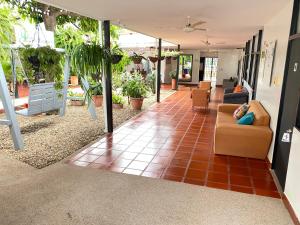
xmin=129 ymin=52 xmax=146 ymax=64
xmin=110 ymin=46 xmax=123 ymax=64
xmin=19 ymin=46 xmax=64 ymax=90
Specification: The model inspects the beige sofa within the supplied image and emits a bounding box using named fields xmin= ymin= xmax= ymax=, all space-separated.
xmin=214 ymin=100 xmax=273 ymax=159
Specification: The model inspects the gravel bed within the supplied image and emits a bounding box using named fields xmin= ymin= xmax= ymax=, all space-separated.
xmin=0 ymin=90 xmax=174 ymax=168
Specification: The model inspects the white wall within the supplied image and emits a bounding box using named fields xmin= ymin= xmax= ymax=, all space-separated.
xmin=255 ymin=0 xmax=293 ymax=161
xmin=180 ymin=49 xmax=241 ymax=85
xmin=285 ymin=128 xmax=300 ymax=219
xmin=255 ymin=0 xmax=300 ymax=218
xmin=216 ymin=49 xmax=242 ymax=85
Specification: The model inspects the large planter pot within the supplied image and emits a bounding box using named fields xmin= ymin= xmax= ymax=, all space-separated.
xmin=130 ymin=97 xmax=144 ymax=110
xmin=92 ymin=95 xmax=103 ymax=107
xmin=70 ymin=99 xmax=85 ymax=106
xmin=148 ymin=56 xmax=158 ymax=63
xmin=113 ymin=103 xmax=124 ymax=109
xmin=70 ymin=75 xmax=79 ymax=86
xmin=172 ymin=79 xmax=177 ymax=90
xmin=111 ymin=54 xmax=123 ymax=64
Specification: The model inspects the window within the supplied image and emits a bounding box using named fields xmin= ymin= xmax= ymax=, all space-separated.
xmin=179 ymin=54 xmax=193 ymax=82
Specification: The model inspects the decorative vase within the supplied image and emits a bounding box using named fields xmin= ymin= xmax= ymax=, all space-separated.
xmin=130 ymin=97 xmax=144 ymax=110
xmin=92 ymin=95 xmax=103 ymax=107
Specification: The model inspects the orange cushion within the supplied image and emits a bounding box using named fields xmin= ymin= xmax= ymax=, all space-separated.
xmin=233 ymin=85 xmax=243 ymax=93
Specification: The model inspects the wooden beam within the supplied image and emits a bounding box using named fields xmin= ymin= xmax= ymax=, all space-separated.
xmin=176 ymin=44 xmax=180 ymax=90
xmin=0 ymin=64 xmax=23 ymax=150
xmin=103 ymin=20 xmax=113 ymax=133
xmin=156 ymin=38 xmax=162 ymax=103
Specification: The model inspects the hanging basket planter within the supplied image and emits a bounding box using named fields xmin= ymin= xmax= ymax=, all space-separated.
xmin=111 ymin=54 xmax=123 ymax=64
xmin=131 ymin=56 xmax=143 ymax=64
xmin=148 ymin=56 xmax=158 ymax=63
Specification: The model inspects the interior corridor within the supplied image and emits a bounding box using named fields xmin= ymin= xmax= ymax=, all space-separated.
xmin=68 ymin=87 xmax=280 ymax=198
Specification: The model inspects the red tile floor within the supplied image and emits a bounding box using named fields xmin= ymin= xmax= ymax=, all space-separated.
xmin=68 ymin=86 xmax=281 ymax=198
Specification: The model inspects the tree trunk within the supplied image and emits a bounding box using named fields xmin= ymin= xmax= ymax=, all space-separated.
xmin=43 ymin=14 xmax=57 ymax=32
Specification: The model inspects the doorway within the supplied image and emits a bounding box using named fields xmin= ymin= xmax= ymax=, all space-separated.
xmin=204 ymin=57 xmax=218 ymax=86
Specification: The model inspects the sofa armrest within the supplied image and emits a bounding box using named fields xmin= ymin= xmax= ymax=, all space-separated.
xmin=224 ymin=88 xmax=234 ymax=94
xmin=218 ymin=104 xmax=241 ymax=113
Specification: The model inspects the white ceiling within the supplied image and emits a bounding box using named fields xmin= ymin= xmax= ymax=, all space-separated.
xmin=39 ymin=0 xmax=289 ymax=49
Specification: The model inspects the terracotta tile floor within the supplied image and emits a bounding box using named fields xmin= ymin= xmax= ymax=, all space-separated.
xmin=69 ymin=86 xmax=281 ymax=199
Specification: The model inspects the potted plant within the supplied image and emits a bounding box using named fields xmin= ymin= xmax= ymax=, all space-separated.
xmin=72 ymin=43 xmax=105 ymax=107
xmin=169 ymin=70 xmax=177 ymax=90
xmin=148 ymin=56 xmax=158 ymax=63
xmin=111 ymin=46 xmax=123 ymax=64
xmin=70 ymin=67 xmax=79 ymax=86
xmin=68 ymin=89 xmax=85 ymax=106
xmin=122 ymin=73 xmax=148 ymax=110
xmin=19 ymin=46 xmax=63 ymax=89
xmin=112 ymin=93 xmax=124 ymax=109
xmin=130 ymin=52 xmax=145 ymax=64
xmin=90 ymin=81 xmax=103 ymax=107
xmin=146 ymin=71 xmax=156 ymax=94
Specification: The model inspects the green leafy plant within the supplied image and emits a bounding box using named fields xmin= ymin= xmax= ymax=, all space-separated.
xmin=162 ymin=50 xmax=182 ymax=57
xmin=72 ymin=43 xmax=104 ymax=78
xmin=146 ymin=71 xmax=156 ymax=94
xmin=55 ymin=26 xmax=85 ymax=55
xmin=122 ymin=73 xmax=148 ymax=98
xmin=112 ymin=93 xmax=124 ymax=104
xmin=0 ymin=7 xmax=17 ymax=59
xmin=169 ymin=70 xmax=177 ymax=79
xmin=90 ymin=81 xmax=103 ymax=96
xmin=19 ymin=46 xmax=63 ymax=90
xmin=68 ymin=89 xmax=84 ymax=99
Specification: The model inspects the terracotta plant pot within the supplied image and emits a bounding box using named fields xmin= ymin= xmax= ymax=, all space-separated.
xmin=130 ymin=97 xmax=144 ymax=110
xmin=92 ymin=95 xmax=103 ymax=107
xmin=172 ymin=79 xmax=177 ymax=90
xmin=70 ymin=75 xmax=79 ymax=86
xmin=70 ymin=99 xmax=85 ymax=106
xmin=148 ymin=56 xmax=158 ymax=63
xmin=113 ymin=103 xmax=123 ymax=109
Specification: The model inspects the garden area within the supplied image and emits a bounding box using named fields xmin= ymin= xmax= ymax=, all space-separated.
xmin=0 ymin=0 xmax=180 ymax=168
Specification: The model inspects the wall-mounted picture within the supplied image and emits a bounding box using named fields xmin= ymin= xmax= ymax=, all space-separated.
xmin=260 ymin=40 xmax=277 ymax=86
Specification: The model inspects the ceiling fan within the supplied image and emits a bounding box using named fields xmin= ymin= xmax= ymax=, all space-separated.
xmin=183 ymin=16 xmax=206 ymax=33
xmin=202 ymin=37 xmax=226 ymax=46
